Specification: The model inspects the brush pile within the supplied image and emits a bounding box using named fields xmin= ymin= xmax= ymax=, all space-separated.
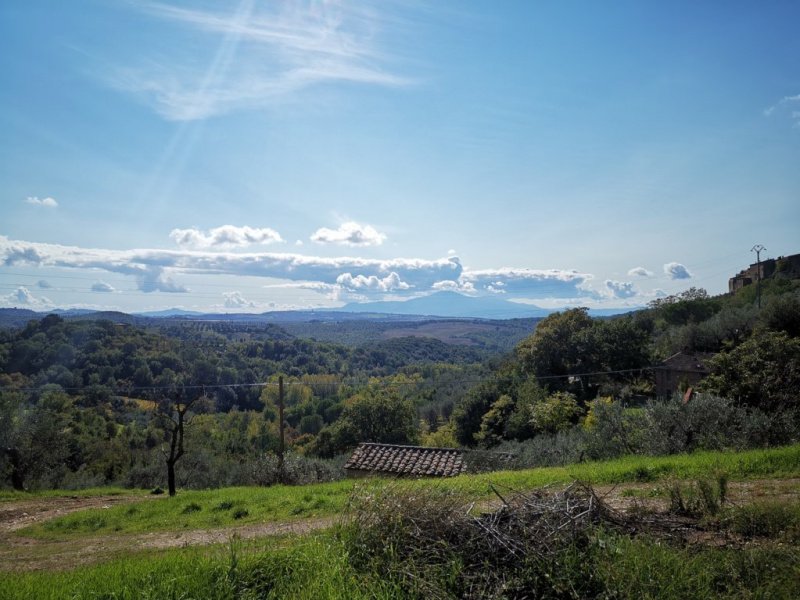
xmin=340 ymin=482 xmax=636 ymax=599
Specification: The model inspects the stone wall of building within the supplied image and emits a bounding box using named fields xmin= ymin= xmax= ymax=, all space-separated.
xmin=728 ymin=252 xmax=800 ymax=293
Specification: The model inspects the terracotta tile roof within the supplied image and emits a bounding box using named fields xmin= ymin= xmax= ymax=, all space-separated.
xmin=344 ymin=443 xmax=466 ymax=478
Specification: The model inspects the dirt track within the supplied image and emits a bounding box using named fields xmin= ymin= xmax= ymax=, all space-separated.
xmin=2 ymin=479 xmax=798 ymax=572
xmin=0 ymin=495 xmax=334 ymax=572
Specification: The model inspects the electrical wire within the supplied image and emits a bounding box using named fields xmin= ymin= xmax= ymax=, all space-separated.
xmin=0 ymin=366 xmax=655 ymax=396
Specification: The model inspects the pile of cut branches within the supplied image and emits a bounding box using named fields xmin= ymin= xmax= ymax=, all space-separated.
xmin=339 ymin=482 xmax=634 ymax=599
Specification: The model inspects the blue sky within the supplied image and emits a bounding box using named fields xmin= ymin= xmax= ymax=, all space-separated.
xmin=1 ymin=0 xmax=798 ymax=313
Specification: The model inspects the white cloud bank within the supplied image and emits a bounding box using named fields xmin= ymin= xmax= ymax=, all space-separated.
xmin=170 ymin=225 xmax=283 ymax=249
xmin=0 ymin=235 xmax=457 ymax=295
xmin=664 ymin=262 xmax=692 ymax=280
xmin=311 ymin=222 xmax=387 ymax=247
xmin=25 ymin=196 xmax=58 ymax=208
xmin=0 ymin=236 xmax=668 ymax=306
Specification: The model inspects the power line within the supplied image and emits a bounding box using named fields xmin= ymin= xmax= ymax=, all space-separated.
xmin=0 ymin=366 xmax=655 ymax=396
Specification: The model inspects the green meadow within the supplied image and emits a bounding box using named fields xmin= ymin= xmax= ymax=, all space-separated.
xmin=15 ymin=443 xmax=800 ymax=540
xmin=3 ymin=444 xmax=800 ymax=599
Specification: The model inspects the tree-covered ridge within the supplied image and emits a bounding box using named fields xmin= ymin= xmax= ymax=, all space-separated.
xmin=452 ymin=280 xmax=800 ymax=448
xmin=0 ymin=314 xmax=485 ymax=491
xmin=0 ymin=314 xmax=486 ymax=397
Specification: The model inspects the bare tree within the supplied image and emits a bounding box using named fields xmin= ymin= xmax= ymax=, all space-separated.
xmin=154 ymin=388 xmax=205 ymax=497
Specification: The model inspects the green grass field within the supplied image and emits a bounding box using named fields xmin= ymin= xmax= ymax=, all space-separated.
xmin=3 ymin=444 xmax=800 ymax=599
xmin=25 ymin=481 xmax=351 ymax=539
xmin=18 ymin=443 xmax=800 ymax=540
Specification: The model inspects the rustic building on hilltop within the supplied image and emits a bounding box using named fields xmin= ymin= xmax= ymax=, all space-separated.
xmin=344 ymin=443 xmax=466 ymax=478
xmin=728 ymin=252 xmax=800 ymax=293
xmin=653 ymin=351 xmax=715 ymax=398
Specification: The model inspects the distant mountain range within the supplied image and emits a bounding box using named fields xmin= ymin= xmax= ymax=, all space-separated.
xmin=135 ymin=309 xmax=204 ymax=318
xmin=339 ymin=291 xmax=550 ymax=319
xmin=0 ymin=292 xmax=634 ymax=327
xmin=339 ymin=292 xmax=632 ymax=319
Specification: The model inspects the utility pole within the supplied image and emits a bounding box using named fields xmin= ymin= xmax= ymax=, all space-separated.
xmin=278 ymin=375 xmax=285 ymax=483
xmin=751 ymin=244 xmax=766 ymax=309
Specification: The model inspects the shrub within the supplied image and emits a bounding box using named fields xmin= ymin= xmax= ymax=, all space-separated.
xmin=486 ymin=429 xmax=588 ymax=469
xmin=666 ymin=476 xmax=728 ymax=517
xmin=339 ymin=482 xmax=612 ymax=599
xmin=582 ymin=401 xmax=650 ymax=460
xmin=584 ymin=395 xmax=799 ymax=461
xmin=487 ymin=395 xmax=799 ymax=471
xmin=245 ymin=452 xmax=345 ymax=486
xmin=725 ymin=500 xmax=800 ymax=542
xmin=181 ymin=503 xmax=202 ymax=514
xmin=531 ymin=391 xmax=583 ymax=434
xmin=701 ymin=330 xmax=800 ymax=411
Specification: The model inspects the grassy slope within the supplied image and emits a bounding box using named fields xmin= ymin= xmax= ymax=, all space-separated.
xmin=5 ymin=531 xmax=800 ymax=600
xmin=4 ymin=444 xmax=800 ymax=599
xmin=16 ymin=443 xmax=800 ymax=540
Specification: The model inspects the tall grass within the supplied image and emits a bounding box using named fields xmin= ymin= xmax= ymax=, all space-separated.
xmin=596 ymin=536 xmax=800 ymax=600
xmin=0 ymin=535 xmax=396 ymax=600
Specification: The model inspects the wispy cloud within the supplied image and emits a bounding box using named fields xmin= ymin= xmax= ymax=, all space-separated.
xmin=627 ymin=266 xmax=653 ymax=277
xmin=664 ymin=262 xmax=692 ymax=280
xmin=311 ymin=221 xmax=387 ymax=246
xmin=117 ymin=1 xmax=413 ymax=120
xmin=763 ymin=93 xmax=800 ymax=127
xmin=91 ymin=281 xmax=115 ymax=293
xmin=25 ymin=196 xmax=58 ymax=208
xmin=170 ymin=225 xmax=283 ymax=249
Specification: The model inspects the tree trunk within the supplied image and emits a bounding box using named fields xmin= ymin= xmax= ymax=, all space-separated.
xmin=4 ymin=448 xmax=25 ymax=491
xmin=167 ymin=459 xmax=177 ymax=497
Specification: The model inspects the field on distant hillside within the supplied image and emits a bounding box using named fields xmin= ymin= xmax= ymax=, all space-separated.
xmin=281 ymin=317 xmax=539 ymax=352
xmin=381 ymin=320 xmax=510 ymax=346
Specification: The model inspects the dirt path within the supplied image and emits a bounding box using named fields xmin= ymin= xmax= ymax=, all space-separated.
xmin=0 ymin=494 xmax=152 ymax=533
xmin=1 ymin=515 xmax=335 ymax=572
xmin=594 ymin=477 xmax=800 ymax=513
xmin=0 ymin=494 xmax=336 ymax=572
xmin=3 ymin=479 xmax=798 ymax=572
